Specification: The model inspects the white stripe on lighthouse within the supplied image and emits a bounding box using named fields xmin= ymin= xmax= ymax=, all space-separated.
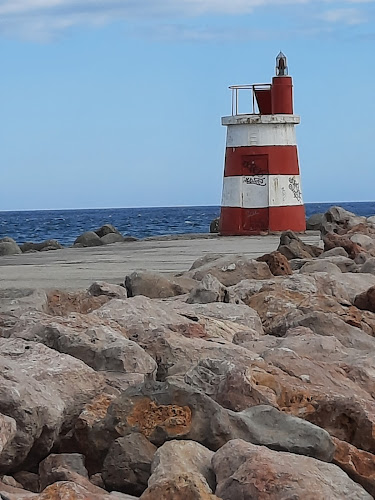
xmin=221 ymin=175 xmax=303 ymax=208
xmin=226 ymin=124 xmax=297 ymax=148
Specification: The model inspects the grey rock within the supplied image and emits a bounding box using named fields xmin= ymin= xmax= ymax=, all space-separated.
xmin=350 ymin=233 xmax=375 ymax=251
xmin=184 ymin=358 xmax=271 ymax=411
xmin=186 ymin=274 xmax=241 ymax=304
xmin=209 ymin=218 xmax=220 ymax=233
xmin=278 ymin=231 xmax=322 ymax=260
xmin=95 ymin=224 xmax=121 ymax=238
xmin=102 ymin=433 xmax=156 ymax=495
xmin=0 ymin=239 xmax=21 ymax=256
xmin=299 ymin=260 xmax=342 ymax=275
xmin=0 ymin=289 xmax=48 ymax=315
xmin=189 ymin=253 xmax=225 ymax=271
xmin=74 ymin=231 xmax=104 ymax=247
xmin=319 ymin=246 xmax=349 ymax=258
xmin=39 ymin=453 xmax=88 ymax=490
xmin=88 ymin=281 xmax=128 ymax=299
xmin=125 ymin=271 xmax=194 ymax=299
xmin=317 ymin=255 xmax=358 ymax=272
xmin=289 ymin=258 xmax=311 ymax=270
xmin=101 ymin=233 xmax=125 ymax=245
xmin=12 ymin=472 xmax=39 ymax=493
xmin=360 ymin=257 xmax=375 ymax=275
xmin=306 ymin=212 xmax=324 ymax=230
xmin=20 ymin=240 xmax=63 ymax=252
xmin=321 ymin=206 xmax=366 ymax=235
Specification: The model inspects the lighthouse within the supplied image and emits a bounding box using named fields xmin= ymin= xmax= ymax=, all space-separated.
xmin=219 ymin=52 xmax=306 ymax=235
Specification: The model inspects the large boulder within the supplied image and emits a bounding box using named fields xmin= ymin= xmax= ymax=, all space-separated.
xmin=101 ymin=233 xmax=126 ymax=244
xmin=3 ymin=310 xmax=157 ymax=378
xmin=323 ymin=232 xmax=364 ymax=259
xmin=88 ymin=281 xmax=128 ymax=299
xmin=102 ymin=433 xmax=156 ymax=495
xmin=85 ymin=379 xmax=334 ymax=464
xmin=125 ymin=271 xmax=194 ymax=299
xmin=321 ymin=206 xmax=367 ymax=235
xmin=306 ymin=212 xmax=324 ymax=230
xmin=360 ymin=257 xmax=375 ymax=275
xmin=354 ymin=286 xmax=375 ymax=313
xmin=94 ymin=224 xmax=122 ymax=238
xmin=187 ymin=255 xmax=272 ymax=286
xmin=0 ymin=237 xmax=21 ymax=256
xmin=186 ymin=274 xmax=240 ymax=304
xmin=277 ymin=231 xmax=322 ymax=260
xmin=141 ymin=440 xmax=217 ymax=500
xmin=20 ymin=240 xmax=63 ymax=252
xmin=0 ymin=338 xmax=105 ymax=472
xmin=299 ymin=260 xmax=342 ymax=275
xmin=39 ymin=453 xmax=88 ymax=490
xmin=212 ymin=439 xmax=372 ymax=500
xmin=73 ymin=231 xmax=104 ymax=247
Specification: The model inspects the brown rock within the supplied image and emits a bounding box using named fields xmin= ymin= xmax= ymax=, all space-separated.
xmin=333 ymin=437 xmax=375 ymax=497
xmin=36 ymin=479 xmax=112 ymax=499
xmin=213 ymin=439 xmax=372 ymax=500
xmin=354 ymin=286 xmax=375 ymax=313
xmin=256 ymin=251 xmax=292 ymax=276
xmin=13 ymin=471 xmax=40 ymax=493
xmin=47 ymin=290 xmax=109 ymax=316
xmin=324 ymin=232 xmax=364 ymax=259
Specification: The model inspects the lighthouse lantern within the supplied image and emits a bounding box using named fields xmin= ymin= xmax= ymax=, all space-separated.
xmin=276 ymin=51 xmax=288 ymax=76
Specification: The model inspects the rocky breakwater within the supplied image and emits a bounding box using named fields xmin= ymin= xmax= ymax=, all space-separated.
xmin=0 ymin=224 xmax=137 ymax=257
xmin=0 ymin=205 xmax=374 ymax=498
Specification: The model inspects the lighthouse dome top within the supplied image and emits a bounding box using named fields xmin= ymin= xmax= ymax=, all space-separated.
xmin=276 ymin=51 xmax=288 ymax=76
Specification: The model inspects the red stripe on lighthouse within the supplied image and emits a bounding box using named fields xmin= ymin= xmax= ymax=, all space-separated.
xmin=220 ymin=205 xmax=306 ymax=235
xmin=224 ymin=146 xmax=300 ymax=177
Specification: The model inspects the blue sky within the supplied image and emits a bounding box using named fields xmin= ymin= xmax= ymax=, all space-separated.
xmin=0 ymin=0 xmax=374 ymax=210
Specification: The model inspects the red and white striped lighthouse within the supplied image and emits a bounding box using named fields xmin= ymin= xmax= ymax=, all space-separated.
xmin=219 ymin=52 xmax=306 ymax=235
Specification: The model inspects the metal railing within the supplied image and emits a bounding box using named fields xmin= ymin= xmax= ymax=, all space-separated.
xmin=229 ymin=84 xmax=271 ymax=116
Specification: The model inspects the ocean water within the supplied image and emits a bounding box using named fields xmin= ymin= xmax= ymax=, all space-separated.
xmin=0 ymin=202 xmax=375 ymax=247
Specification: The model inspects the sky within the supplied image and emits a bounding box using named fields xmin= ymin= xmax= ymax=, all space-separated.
xmin=0 ymin=0 xmax=374 ymax=211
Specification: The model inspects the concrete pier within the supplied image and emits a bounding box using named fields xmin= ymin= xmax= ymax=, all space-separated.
xmin=0 ymin=233 xmax=321 ymax=291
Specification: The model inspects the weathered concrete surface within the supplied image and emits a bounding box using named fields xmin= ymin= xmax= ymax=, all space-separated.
xmin=0 ymin=233 xmax=321 ymax=291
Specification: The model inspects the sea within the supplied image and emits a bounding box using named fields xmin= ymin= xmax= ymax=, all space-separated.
xmin=1 ymin=202 xmax=375 ymax=247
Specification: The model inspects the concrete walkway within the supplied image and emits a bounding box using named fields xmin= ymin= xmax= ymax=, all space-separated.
xmin=0 ymin=233 xmax=321 ymax=291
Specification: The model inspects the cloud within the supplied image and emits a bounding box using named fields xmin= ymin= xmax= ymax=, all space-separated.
xmin=0 ymin=0 xmax=371 ymax=40
xmin=319 ymin=6 xmax=366 ymax=24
